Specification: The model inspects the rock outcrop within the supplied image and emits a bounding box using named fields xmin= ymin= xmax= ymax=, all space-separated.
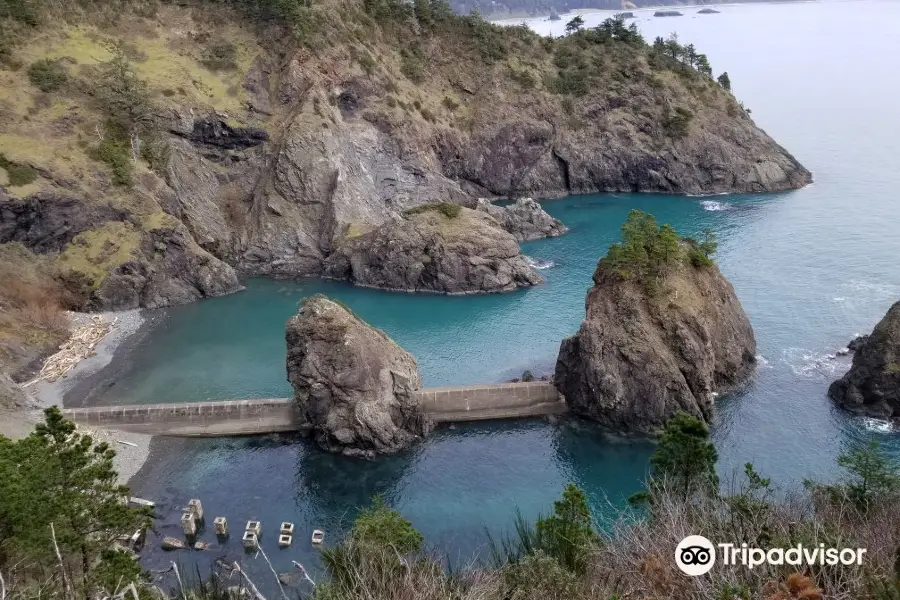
xmin=554 ymin=251 xmax=756 ymax=432
xmin=829 ymin=302 xmax=900 ymax=419
xmin=323 ymin=204 xmax=543 ymax=294
xmin=474 ymin=198 xmax=568 ymax=241
xmin=91 ymin=220 xmax=242 ymax=310
xmin=285 ymin=296 xmax=428 ymax=457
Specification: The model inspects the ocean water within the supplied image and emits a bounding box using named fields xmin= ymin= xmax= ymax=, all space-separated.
xmin=91 ymin=0 xmax=900 ymax=589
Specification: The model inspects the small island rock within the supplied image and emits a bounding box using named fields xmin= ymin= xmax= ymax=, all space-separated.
xmin=829 ymin=302 xmax=900 ymax=419
xmin=286 ymin=296 xmax=428 ymax=457
xmin=554 ymin=214 xmax=756 ymax=432
xmin=323 ymin=204 xmax=543 ymax=294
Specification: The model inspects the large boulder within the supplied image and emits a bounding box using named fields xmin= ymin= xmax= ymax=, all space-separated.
xmin=829 ymin=302 xmax=900 ymax=419
xmin=474 ymin=197 xmax=568 ymax=242
xmin=554 ymin=247 xmax=756 ymax=432
xmin=323 ymin=204 xmax=543 ymax=294
xmin=286 ymin=296 xmax=428 ymax=457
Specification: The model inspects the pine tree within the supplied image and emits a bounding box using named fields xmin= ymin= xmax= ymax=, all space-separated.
xmin=717 ymin=71 xmax=732 ymax=91
xmin=565 ymin=15 xmax=585 ymax=34
xmin=647 ymin=412 xmax=719 ymax=499
xmin=0 ymin=407 xmax=149 ymax=594
xmin=535 ymin=484 xmax=599 ymax=574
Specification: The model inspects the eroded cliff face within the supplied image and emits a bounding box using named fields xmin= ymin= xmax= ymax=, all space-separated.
xmin=829 ymin=302 xmax=900 ymax=419
xmin=285 ymin=295 xmax=428 ymax=457
xmin=554 ymin=256 xmax=756 ymax=432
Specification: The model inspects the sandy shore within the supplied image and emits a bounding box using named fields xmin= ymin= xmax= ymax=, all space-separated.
xmin=8 ymin=309 xmax=157 ymax=485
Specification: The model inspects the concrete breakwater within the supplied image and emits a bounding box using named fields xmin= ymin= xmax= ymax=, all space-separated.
xmin=63 ymin=381 xmax=566 ymax=437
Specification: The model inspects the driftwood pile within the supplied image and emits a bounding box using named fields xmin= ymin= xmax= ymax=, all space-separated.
xmin=25 ymin=315 xmax=112 ymax=385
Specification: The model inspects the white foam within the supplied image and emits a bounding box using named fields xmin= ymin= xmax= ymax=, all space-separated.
xmin=701 ymin=200 xmax=732 ymax=211
xmin=861 ymin=417 xmax=894 ymax=434
xmin=525 ymin=257 xmax=555 ymax=270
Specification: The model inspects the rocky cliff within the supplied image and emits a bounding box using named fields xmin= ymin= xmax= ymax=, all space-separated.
xmin=285 ymin=295 xmax=428 ymax=457
xmin=554 ymin=225 xmax=756 ymax=431
xmin=323 ymin=204 xmax=543 ymax=293
xmin=0 ymin=0 xmax=807 ymax=377
xmin=829 ymin=302 xmax=900 ymax=419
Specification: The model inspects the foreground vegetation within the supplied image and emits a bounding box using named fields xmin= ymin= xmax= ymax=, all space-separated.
xmin=3 ymin=409 xmax=900 ymax=600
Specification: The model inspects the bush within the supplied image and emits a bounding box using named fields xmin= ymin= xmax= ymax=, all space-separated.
xmin=663 ymin=106 xmax=693 ymax=139
xmin=400 ymin=47 xmax=425 ymax=83
xmin=521 ymin=369 xmax=534 ymax=382
xmin=87 ymin=137 xmax=133 ymax=187
xmin=200 ymin=41 xmax=238 ymax=71
xmin=27 ymin=58 xmax=67 ymax=92
xmin=0 ymin=153 xmax=38 ymax=186
xmin=685 ymin=229 xmax=717 ymax=266
xmin=349 ymin=495 xmax=423 ymax=553
xmin=441 ymin=96 xmax=459 ymax=111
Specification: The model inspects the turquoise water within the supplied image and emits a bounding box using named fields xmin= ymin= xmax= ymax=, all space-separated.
xmin=92 ymin=0 xmax=900 ymax=588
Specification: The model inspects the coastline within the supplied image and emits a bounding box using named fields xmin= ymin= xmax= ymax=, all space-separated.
xmin=24 ymin=309 xmax=162 ymax=486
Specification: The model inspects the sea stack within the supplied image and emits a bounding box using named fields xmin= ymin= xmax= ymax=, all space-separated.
xmin=554 ymin=212 xmax=756 ymax=432
xmin=286 ymin=295 xmax=429 ymax=458
xmin=829 ymin=301 xmax=900 ymax=419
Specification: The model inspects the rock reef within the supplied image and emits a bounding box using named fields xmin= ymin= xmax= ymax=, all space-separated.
xmin=829 ymin=302 xmax=900 ymax=419
xmin=323 ymin=204 xmax=543 ymax=294
xmin=285 ymin=296 xmax=429 ymax=457
xmin=554 ymin=247 xmax=756 ymax=432
xmin=474 ymin=198 xmax=568 ymax=242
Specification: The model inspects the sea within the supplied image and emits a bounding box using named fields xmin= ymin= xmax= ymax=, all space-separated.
xmin=80 ymin=0 xmax=900 ymax=591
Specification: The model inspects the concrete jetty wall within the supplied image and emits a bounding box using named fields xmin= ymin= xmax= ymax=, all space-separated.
xmin=62 ymin=382 xmax=566 ymax=437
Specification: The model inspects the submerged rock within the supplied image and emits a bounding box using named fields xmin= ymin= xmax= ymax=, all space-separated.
xmin=286 ymin=296 xmax=428 ymax=457
xmin=323 ymin=204 xmax=543 ymax=294
xmin=554 ymin=245 xmax=756 ymax=432
xmin=474 ymin=198 xmax=568 ymax=242
xmin=829 ymin=302 xmax=900 ymax=419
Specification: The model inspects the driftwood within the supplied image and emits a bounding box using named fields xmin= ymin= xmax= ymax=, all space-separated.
xmin=25 ymin=315 xmax=113 ymax=386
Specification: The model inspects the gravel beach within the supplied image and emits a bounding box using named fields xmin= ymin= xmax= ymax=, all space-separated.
xmin=7 ymin=309 xmax=156 ymax=486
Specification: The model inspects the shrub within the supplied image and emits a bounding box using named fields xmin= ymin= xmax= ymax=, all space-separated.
xmin=200 ymin=41 xmax=238 ymax=71
xmin=350 ymin=495 xmax=423 ymax=553
xmin=27 ymin=58 xmax=67 ymax=92
xmin=400 ymin=47 xmax=425 ymax=83
xmin=0 ymin=153 xmax=38 ymax=186
xmin=442 ymin=96 xmax=459 ymax=111
xmin=87 ymin=137 xmax=133 ymax=187
xmin=685 ymin=229 xmax=717 ymax=266
xmin=664 ymin=106 xmax=693 ymax=139
xmin=356 ymin=49 xmax=376 ymax=74
xmin=521 ymin=369 xmax=534 ymax=382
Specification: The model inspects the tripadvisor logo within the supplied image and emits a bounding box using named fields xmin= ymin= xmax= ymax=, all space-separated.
xmin=675 ymin=535 xmax=867 ymax=576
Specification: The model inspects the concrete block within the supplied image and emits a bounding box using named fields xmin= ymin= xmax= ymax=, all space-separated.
xmin=245 ymin=520 xmax=261 ymax=536
xmin=188 ymin=499 xmax=204 ymax=521
xmin=242 ymin=531 xmax=259 ymax=550
xmin=181 ymin=512 xmax=196 ymax=536
xmin=214 ymin=516 xmax=228 ymax=536
xmin=311 ymin=529 xmax=325 ymax=545
xmin=278 ymin=534 xmax=292 ymax=548
xmin=280 ymin=522 xmax=294 ymax=535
